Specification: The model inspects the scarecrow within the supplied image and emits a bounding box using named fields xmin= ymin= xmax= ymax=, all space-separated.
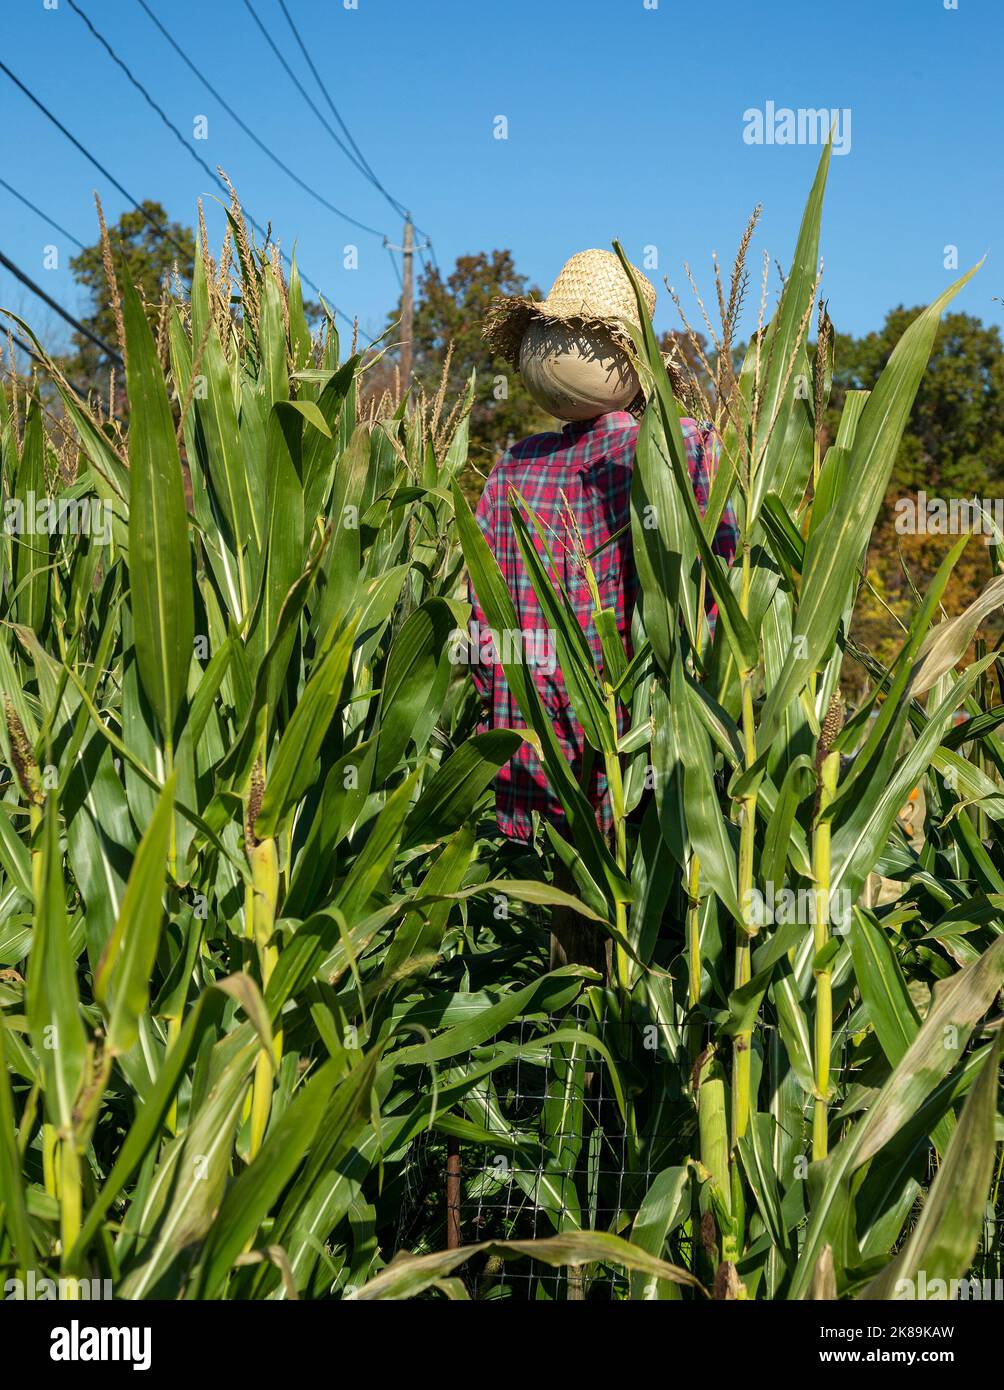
xmin=469 ymin=249 xmax=737 ymax=965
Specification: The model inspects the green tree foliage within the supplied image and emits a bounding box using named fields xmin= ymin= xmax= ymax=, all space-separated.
xmin=829 ymin=308 xmax=1004 ymax=495
xmin=832 ymin=310 xmax=1004 ymax=679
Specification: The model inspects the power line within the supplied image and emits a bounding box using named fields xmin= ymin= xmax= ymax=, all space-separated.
xmin=273 ymin=0 xmax=407 ymax=220
xmin=0 ymin=178 xmax=85 ymax=251
xmin=131 ymin=0 xmax=386 ymax=240
xmin=0 ymin=58 xmax=191 ymax=263
xmin=55 ymin=2 xmax=357 ymax=332
xmin=66 ymin=0 xmax=234 ymax=210
xmin=0 ymin=247 xmax=122 ymax=364
xmin=241 ymin=0 xmax=399 ymax=220
xmin=0 ymin=19 xmax=376 ymax=348
xmin=271 ymin=0 xmax=438 ymax=264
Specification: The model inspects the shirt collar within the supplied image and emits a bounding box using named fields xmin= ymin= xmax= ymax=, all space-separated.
xmin=560 ymin=410 xmax=635 ymax=438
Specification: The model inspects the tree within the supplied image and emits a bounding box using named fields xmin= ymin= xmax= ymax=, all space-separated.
xmin=389 ymin=250 xmax=549 ymax=472
xmin=67 ymin=201 xmax=196 ymax=391
xmin=831 ymin=308 xmax=1004 ymax=689
xmin=828 ymin=308 xmax=1004 ymax=495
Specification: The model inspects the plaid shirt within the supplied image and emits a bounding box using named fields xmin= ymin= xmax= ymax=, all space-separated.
xmin=468 ymin=410 xmax=737 ymax=842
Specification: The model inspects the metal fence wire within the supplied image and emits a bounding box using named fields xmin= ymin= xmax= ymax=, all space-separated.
xmin=392 ymin=1014 xmax=1003 ymax=1301
xmin=394 ymin=1006 xmax=697 ymax=1300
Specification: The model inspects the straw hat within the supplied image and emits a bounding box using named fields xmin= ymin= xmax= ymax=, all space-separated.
xmin=482 ymin=248 xmax=656 ymax=367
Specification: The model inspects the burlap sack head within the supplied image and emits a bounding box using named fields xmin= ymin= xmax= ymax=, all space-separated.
xmin=518 ymin=319 xmax=640 ymax=421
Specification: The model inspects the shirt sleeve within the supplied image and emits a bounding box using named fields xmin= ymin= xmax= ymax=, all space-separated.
xmin=466 ymin=471 xmax=496 ymax=704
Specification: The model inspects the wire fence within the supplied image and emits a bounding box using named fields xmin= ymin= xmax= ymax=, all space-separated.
xmin=395 ymin=1008 xmax=1003 ymax=1300
xmin=395 ymin=1007 xmax=696 ymax=1300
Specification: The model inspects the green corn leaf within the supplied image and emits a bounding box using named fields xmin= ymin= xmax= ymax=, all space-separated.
xmin=13 ymin=399 xmax=49 ymax=638
xmin=861 ymin=1028 xmax=1001 ymax=1299
xmin=747 ymin=139 xmax=831 ymax=526
xmin=66 ymin=983 xmax=229 ymax=1271
xmin=850 ymin=909 xmax=953 ymax=1156
xmin=118 ymin=1028 xmax=260 ymax=1298
xmin=401 ymin=729 xmax=523 ymax=848
xmin=0 ymin=1017 xmax=33 ymax=1277
xmin=26 ymin=796 xmax=86 ymax=1135
xmin=831 ymin=653 xmax=994 ymax=900
xmin=121 ymin=263 xmax=194 ymax=747
xmin=506 ymin=489 xmax=614 ymax=752
xmin=95 ymin=773 xmax=175 ymax=1057
xmin=194 ymin=320 xmax=258 ymax=571
xmin=197 ymin=1049 xmax=381 ymax=1299
xmin=258 ymin=402 xmax=307 ymax=719
xmin=376 ymin=600 xmax=454 ymax=782
xmin=390 ymin=970 xmax=590 ymax=1067
xmin=738 ymin=1113 xmax=789 ymax=1254
xmin=758 ymin=260 xmax=983 ymax=750
xmin=258 ymin=264 xmax=290 ymax=407
xmin=616 ymin=242 xmax=758 ymax=674
xmin=830 ymin=534 xmax=968 ymax=802
xmin=347 ymin=1230 xmax=703 ymax=1301
xmin=664 ymin=653 xmax=740 ymax=919
xmin=789 ymin=932 xmax=1004 ymax=1298
xmin=287 ymin=254 xmax=313 ymax=377
xmin=630 ymin=405 xmax=699 ymax=667
xmin=333 ymin=771 xmax=419 ymax=921
xmin=628 ymin=1165 xmax=691 ymax=1299
xmin=762 ymin=755 xmax=815 ymax=887
xmin=255 ymin=617 xmax=358 ymax=839
xmin=771 ymin=966 xmax=816 ymax=1094
xmin=218 ymin=540 xmax=327 ymax=786
xmin=760 ymin=492 xmax=806 ymax=574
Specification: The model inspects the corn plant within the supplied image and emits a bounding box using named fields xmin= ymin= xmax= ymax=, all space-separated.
xmin=0 ymin=201 xmax=688 ymax=1301
xmin=449 ymin=142 xmax=1003 ymax=1301
xmin=1 ymin=156 xmax=1001 ymax=1301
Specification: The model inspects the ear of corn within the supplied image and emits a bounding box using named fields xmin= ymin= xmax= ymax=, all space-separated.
xmin=0 ymin=155 xmax=1001 ymax=1300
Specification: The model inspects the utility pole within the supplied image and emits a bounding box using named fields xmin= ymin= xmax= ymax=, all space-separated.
xmin=400 ymin=215 xmax=414 ymax=393
xmin=385 ymin=216 xmax=428 ymax=401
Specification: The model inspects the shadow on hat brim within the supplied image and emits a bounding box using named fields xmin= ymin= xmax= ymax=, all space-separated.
xmin=481 ymin=295 xmax=638 ymax=369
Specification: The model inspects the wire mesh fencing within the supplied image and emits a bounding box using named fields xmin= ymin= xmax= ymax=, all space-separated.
xmin=394 ymin=1005 xmax=697 ymax=1300
xmin=393 ymin=1008 xmax=1003 ymax=1300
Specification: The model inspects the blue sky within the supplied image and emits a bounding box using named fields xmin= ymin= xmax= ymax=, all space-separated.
xmin=2 ymin=0 xmax=1001 ymax=358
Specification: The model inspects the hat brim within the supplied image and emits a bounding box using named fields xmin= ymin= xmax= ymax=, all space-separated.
xmin=482 ymin=295 xmax=639 ymax=368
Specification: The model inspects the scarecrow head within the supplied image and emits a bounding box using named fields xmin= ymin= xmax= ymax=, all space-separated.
xmin=482 ymin=249 xmax=656 ymax=422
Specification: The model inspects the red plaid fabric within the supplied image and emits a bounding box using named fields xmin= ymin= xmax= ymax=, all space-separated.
xmin=468 ymin=410 xmax=737 ymax=842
